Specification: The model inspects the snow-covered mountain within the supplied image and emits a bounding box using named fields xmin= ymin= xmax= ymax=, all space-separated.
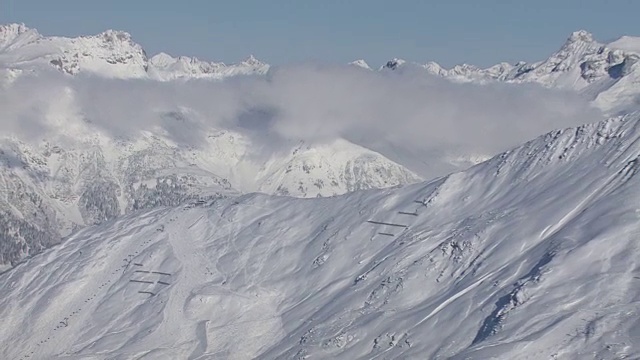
xmin=1 ymin=112 xmax=639 ymax=359
xmin=2 ymin=24 xmax=640 ymax=359
xmin=256 ymin=139 xmax=419 ymax=197
xmin=2 ymin=22 xmax=637 ymax=114
xmin=148 ymin=53 xmax=269 ymax=80
xmin=349 ymin=59 xmax=372 ymax=70
xmin=0 ymin=23 xmax=427 ymax=268
xmin=0 ymin=23 xmax=269 ymax=80
xmin=382 ymin=30 xmax=640 ymax=115
xmin=0 ymin=125 xmax=419 ymax=269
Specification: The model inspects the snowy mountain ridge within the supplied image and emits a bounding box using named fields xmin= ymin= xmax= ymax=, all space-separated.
xmin=3 ymin=23 xmax=636 ymax=90
xmin=382 ymin=30 xmax=640 ymax=115
xmin=0 ymin=23 xmax=269 ymax=80
xmin=384 ymin=30 xmax=637 ymax=87
xmin=2 ymin=23 xmax=638 ymax=115
xmin=1 ymin=111 xmax=639 ymax=359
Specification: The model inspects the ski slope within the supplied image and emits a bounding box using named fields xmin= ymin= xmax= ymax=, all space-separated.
xmin=2 ymin=113 xmax=639 ymax=359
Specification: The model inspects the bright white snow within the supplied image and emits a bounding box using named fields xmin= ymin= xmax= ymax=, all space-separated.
xmin=0 ymin=23 xmax=268 ymax=81
xmin=2 ymin=113 xmax=639 ymax=359
xmin=2 ymin=24 xmax=640 ymax=359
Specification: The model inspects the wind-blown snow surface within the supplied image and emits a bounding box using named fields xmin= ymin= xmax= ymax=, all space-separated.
xmin=2 ymin=113 xmax=639 ymax=359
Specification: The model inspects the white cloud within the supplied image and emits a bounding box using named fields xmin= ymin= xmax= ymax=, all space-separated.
xmin=0 ymin=65 xmax=602 ymax=175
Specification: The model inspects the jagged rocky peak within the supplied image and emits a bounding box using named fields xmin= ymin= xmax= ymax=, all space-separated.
xmin=0 ymin=23 xmax=40 ymax=49
xmin=88 ymin=29 xmax=147 ymax=57
xmin=0 ymin=23 xmax=40 ymax=39
xmin=548 ymin=30 xmax=601 ymax=61
xmin=418 ymin=29 xmax=640 ymax=94
xmin=0 ymin=23 xmax=32 ymax=37
xmin=567 ymin=29 xmax=596 ymax=44
xmin=0 ymin=24 xmax=269 ymax=80
xmin=547 ymin=29 xmax=640 ymax=84
xmin=383 ymin=58 xmax=406 ymax=70
xmin=99 ymin=29 xmax=134 ymax=44
xmin=241 ymin=54 xmax=265 ymax=67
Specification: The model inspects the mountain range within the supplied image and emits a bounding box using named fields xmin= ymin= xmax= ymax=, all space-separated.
xmin=0 ymin=25 xmax=638 ymax=268
xmin=1 ymin=24 xmax=640 ymax=359
xmin=0 ymin=24 xmax=427 ymax=268
xmin=379 ymin=30 xmax=640 ymax=116
xmin=3 ymin=24 xmax=639 ymax=114
xmin=0 ymin=23 xmax=269 ymax=80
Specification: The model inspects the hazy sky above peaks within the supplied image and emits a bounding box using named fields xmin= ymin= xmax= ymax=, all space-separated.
xmin=0 ymin=0 xmax=638 ymax=66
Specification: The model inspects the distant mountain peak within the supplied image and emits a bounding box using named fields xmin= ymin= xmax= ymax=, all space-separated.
xmin=349 ymin=59 xmax=372 ymax=70
xmin=383 ymin=58 xmax=406 ymax=70
xmin=0 ymin=23 xmax=41 ymax=51
xmin=0 ymin=24 xmax=269 ymax=80
xmin=0 ymin=23 xmax=32 ymax=35
xmin=567 ymin=29 xmax=596 ymax=44
xmin=241 ymin=54 xmax=265 ymax=67
xmin=97 ymin=29 xmax=135 ymax=44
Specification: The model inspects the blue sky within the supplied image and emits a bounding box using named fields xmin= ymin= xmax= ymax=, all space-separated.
xmin=1 ymin=0 xmax=638 ymax=67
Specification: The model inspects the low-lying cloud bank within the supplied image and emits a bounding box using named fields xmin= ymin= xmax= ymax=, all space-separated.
xmin=0 ymin=64 xmax=602 ymax=170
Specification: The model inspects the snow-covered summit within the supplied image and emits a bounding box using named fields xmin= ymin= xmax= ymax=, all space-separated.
xmin=0 ymin=23 xmax=40 ymax=51
xmin=0 ymin=23 xmax=269 ymax=80
xmin=257 ymin=138 xmax=420 ymax=197
xmin=380 ymin=58 xmax=406 ymax=71
xmin=385 ymin=29 xmax=637 ymax=86
xmin=567 ymin=29 xmax=595 ymax=43
xmin=147 ymin=52 xmax=269 ymax=80
xmin=379 ymin=29 xmax=640 ymax=115
xmin=349 ymin=59 xmax=372 ymax=70
xmin=0 ymin=23 xmax=149 ymax=78
xmin=241 ymin=54 xmax=266 ymax=67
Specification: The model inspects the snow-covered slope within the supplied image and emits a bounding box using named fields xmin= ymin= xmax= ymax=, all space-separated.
xmin=1 ymin=113 xmax=639 ymax=359
xmin=0 ymin=23 xmax=268 ymax=80
xmin=257 ymin=139 xmax=420 ymax=197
